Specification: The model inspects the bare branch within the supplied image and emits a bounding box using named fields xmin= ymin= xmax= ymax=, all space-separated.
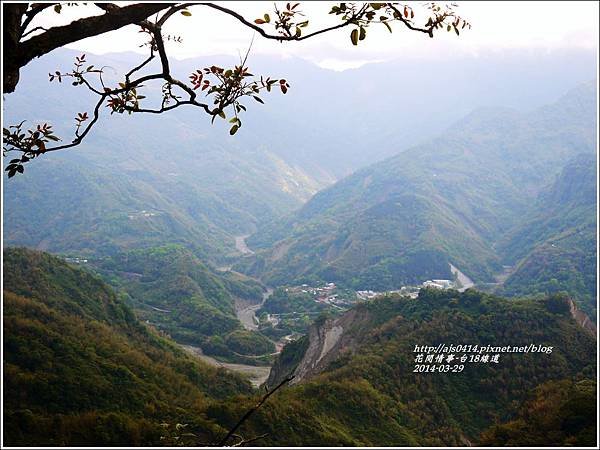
xmin=125 ymin=52 xmax=156 ymax=84
xmin=20 ymin=3 xmax=54 ymax=35
xmin=217 ymin=375 xmax=294 ymax=447
xmin=231 ymin=432 xmax=270 ymax=447
xmin=21 ymin=26 xmax=49 ymax=40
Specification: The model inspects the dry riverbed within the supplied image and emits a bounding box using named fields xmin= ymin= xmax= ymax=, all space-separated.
xmin=181 ymin=344 xmax=271 ymax=387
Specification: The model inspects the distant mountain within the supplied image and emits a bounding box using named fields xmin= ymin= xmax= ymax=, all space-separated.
xmin=3 ymin=48 xmax=596 ymax=262
xmin=2 ymin=121 xmax=322 ymax=261
xmin=3 ymin=248 xmax=251 ymax=446
xmin=239 ymin=82 xmax=597 ymax=290
xmin=498 ymin=153 xmax=597 ymax=316
xmin=206 ymin=289 xmax=597 ymax=446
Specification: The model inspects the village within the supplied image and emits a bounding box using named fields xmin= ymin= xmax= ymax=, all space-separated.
xmin=278 ymin=277 xmax=458 ymax=311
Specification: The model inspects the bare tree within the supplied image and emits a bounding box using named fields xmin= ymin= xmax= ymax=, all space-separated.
xmin=3 ymin=2 xmax=469 ymax=177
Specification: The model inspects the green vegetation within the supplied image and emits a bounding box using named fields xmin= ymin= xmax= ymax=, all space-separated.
xmin=3 ymin=248 xmax=252 ymax=446
xmin=3 ymin=130 xmax=325 ymax=262
xmin=225 ymin=329 xmax=275 ymax=355
xmin=265 ymin=335 xmax=310 ymax=387
xmin=258 ymin=287 xmax=344 ymax=335
xmin=498 ymin=153 xmax=597 ymax=317
xmin=205 ymin=289 xmax=596 ymax=446
xmin=479 ymin=378 xmax=596 ymax=447
xmin=3 ymin=249 xmax=595 ymax=446
xmin=238 ymin=82 xmax=596 ymax=294
xmin=260 ymin=287 xmax=330 ymax=314
xmin=92 ymin=245 xmax=274 ymax=360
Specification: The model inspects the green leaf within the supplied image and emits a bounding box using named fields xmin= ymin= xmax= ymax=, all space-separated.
xmin=264 ymin=13 xmax=271 ymax=23
xmin=54 ymin=4 xmax=62 ymax=13
xmin=253 ymin=96 xmax=264 ymax=104
xmin=180 ymin=10 xmax=192 ymax=16
xmin=382 ymin=21 xmax=392 ymax=33
xmin=218 ymin=110 xmax=226 ymax=119
xmin=359 ymin=27 xmax=366 ymax=41
xmin=229 ymin=125 xmax=239 ymax=135
xmin=350 ymin=29 xmax=359 ymax=45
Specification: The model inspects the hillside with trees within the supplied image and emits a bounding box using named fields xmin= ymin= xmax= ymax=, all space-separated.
xmin=498 ymin=153 xmax=597 ymax=317
xmin=3 ymin=247 xmax=253 ymax=446
xmin=92 ymin=244 xmax=275 ymax=360
xmin=204 ymin=289 xmax=596 ymax=446
xmin=3 ymin=48 xmax=596 ymax=263
xmin=238 ymin=82 xmax=596 ymax=294
xmin=2 ymin=2 xmax=597 ymax=448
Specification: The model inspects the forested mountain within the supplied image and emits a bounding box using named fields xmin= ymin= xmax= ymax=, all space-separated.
xmin=2 ymin=119 xmax=322 ymax=261
xmin=479 ymin=378 xmax=596 ymax=446
xmin=205 ymin=289 xmax=596 ymax=446
xmin=5 ymin=250 xmax=595 ymax=446
xmin=498 ymin=153 xmax=597 ymax=316
xmin=91 ymin=244 xmax=275 ymax=360
xmin=2 ymin=42 xmax=597 ymax=448
xmin=239 ymin=82 xmax=597 ymax=290
xmin=3 ymin=248 xmax=252 ymax=446
xmin=3 ymin=48 xmax=596 ymax=263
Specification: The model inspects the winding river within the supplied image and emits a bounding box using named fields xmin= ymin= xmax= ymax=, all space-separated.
xmin=236 ymin=287 xmax=273 ymax=331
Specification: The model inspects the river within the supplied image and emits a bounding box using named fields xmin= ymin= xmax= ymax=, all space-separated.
xmin=236 ymin=287 xmax=273 ymax=331
xmin=181 ymin=345 xmax=270 ymax=387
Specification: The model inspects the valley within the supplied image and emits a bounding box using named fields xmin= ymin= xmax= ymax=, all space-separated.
xmin=2 ymin=36 xmax=597 ymax=448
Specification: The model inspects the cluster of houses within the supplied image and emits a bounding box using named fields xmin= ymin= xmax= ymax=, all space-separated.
xmin=357 ymin=278 xmax=455 ymax=301
xmin=286 ymin=282 xmax=349 ymax=307
xmin=274 ymin=277 xmax=458 ymax=318
xmin=422 ymin=279 xmax=454 ymax=289
xmin=64 ymin=257 xmax=88 ymax=264
xmin=128 ymin=210 xmax=158 ymax=219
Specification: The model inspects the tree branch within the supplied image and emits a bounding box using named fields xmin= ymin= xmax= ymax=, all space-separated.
xmin=387 ymin=4 xmax=433 ymax=35
xmin=20 ymin=3 xmax=54 ymax=35
xmin=16 ymin=3 xmax=172 ymax=75
xmin=4 ymin=1 xmax=469 ymax=176
xmin=21 ymin=26 xmax=49 ymax=40
xmin=217 ymin=375 xmax=294 ymax=447
xmin=200 ymin=2 xmax=365 ymax=42
xmin=231 ymin=432 xmax=269 ymax=447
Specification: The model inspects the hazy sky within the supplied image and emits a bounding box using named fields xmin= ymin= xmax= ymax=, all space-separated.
xmin=30 ymin=1 xmax=599 ymax=70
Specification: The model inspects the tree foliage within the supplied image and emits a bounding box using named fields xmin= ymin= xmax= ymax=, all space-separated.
xmin=3 ymin=2 xmax=469 ymax=175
